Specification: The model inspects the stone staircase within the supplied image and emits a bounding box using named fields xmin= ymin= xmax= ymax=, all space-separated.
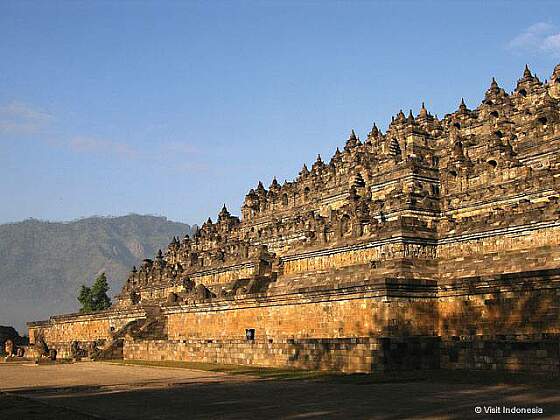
xmin=133 ymin=317 xmax=167 ymax=341
xmin=93 ymin=306 xmax=167 ymax=360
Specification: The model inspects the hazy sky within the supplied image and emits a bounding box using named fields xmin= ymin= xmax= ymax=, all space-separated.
xmin=1 ymin=1 xmax=559 ymax=225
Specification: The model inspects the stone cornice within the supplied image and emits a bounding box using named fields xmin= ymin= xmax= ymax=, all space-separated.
xmin=162 ymin=278 xmax=438 ymax=315
xmin=438 ymin=268 xmax=560 ymax=297
xmin=445 ymin=188 xmax=557 ymax=213
xmin=190 ymin=261 xmax=256 ymax=278
xmin=167 ymin=219 xmax=560 ymax=278
xmin=439 ymin=219 xmax=560 ymax=244
xmin=279 ymin=236 xmax=437 ymax=262
xmin=370 ymin=173 xmax=440 ymax=192
xmin=27 ymin=307 xmax=147 ymax=327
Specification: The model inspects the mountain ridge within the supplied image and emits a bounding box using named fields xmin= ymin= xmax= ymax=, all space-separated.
xmin=0 ymin=214 xmax=192 ymax=334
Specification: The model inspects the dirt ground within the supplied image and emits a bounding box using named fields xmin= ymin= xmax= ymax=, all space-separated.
xmin=1 ymin=362 xmax=559 ymax=419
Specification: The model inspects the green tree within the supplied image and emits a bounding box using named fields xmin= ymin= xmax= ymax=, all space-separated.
xmin=78 ymin=273 xmax=112 ymax=313
xmin=78 ymin=285 xmax=94 ymax=313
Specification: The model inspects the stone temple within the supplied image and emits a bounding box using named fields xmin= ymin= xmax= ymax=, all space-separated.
xmin=28 ymin=64 xmax=560 ymax=373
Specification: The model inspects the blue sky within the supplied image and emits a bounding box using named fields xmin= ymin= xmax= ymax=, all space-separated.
xmin=1 ymin=1 xmax=559 ymax=225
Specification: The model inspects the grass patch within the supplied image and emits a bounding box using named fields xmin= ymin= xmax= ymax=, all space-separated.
xmin=100 ymin=360 xmax=560 ymax=387
xmin=102 ymin=359 xmax=332 ymax=380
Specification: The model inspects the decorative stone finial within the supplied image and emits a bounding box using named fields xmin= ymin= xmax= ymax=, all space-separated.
xmin=219 ymin=204 xmax=230 ymax=219
xmin=312 ymin=154 xmax=324 ymax=172
xmin=270 ymin=178 xmax=280 ymax=189
xmin=369 ymin=122 xmax=379 ymax=137
xmin=523 ymin=64 xmax=532 ymax=79
xmin=346 ymin=129 xmax=359 ymax=149
xmin=330 ymin=147 xmax=342 ymax=165
xmin=407 ymin=109 xmax=415 ymax=123
xmin=486 ymin=77 xmax=506 ymax=101
xmin=418 ymin=102 xmax=428 ymax=118
xmin=490 ymin=77 xmax=499 ymax=91
xmin=458 ymin=98 xmax=468 ymax=113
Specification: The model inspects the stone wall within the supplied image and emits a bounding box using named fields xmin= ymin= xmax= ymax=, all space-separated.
xmin=26 ymin=270 xmax=560 ymax=372
xmin=123 ymin=336 xmax=440 ymax=373
xmin=437 ymin=223 xmax=560 ymax=282
xmin=164 ymin=282 xmax=438 ymax=342
xmin=441 ymin=335 xmax=560 ymax=374
xmin=190 ymin=262 xmax=257 ymax=286
xmin=438 ymin=269 xmax=560 ymax=337
xmin=281 ymin=239 xmax=436 ymax=277
xmin=137 ymin=284 xmax=186 ymax=303
xmin=28 ymin=308 xmax=146 ymax=358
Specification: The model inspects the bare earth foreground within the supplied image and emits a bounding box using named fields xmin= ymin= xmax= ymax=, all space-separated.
xmin=1 ymin=362 xmax=560 ymax=419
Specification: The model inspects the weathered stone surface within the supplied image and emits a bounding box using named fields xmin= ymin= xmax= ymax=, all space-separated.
xmin=28 ymin=63 xmax=560 ymax=373
xmin=0 ymin=325 xmax=28 ymax=358
xmin=4 ymin=339 xmax=14 ymax=356
xmin=0 ymin=326 xmax=18 ymax=355
xmin=123 ymin=336 xmax=440 ymax=373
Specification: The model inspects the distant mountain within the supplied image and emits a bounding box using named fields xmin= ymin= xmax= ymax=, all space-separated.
xmin=0 ymin=215 xmax=192 ymax=334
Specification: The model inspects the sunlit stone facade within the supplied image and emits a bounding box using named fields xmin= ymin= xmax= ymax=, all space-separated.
xmin=29 ymin=64 xmax=560 ymax=373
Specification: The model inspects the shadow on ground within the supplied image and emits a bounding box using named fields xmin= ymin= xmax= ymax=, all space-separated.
xmin=1 ymin=363 xmax=560 ymax=419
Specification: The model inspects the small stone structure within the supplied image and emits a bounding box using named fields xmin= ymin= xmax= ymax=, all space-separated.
xmin=0 ymin=326 xmax=18 ymax=354
xmin=4 ymin=339 xmax=14 ymax=356
xmin=29 ymin=64 xmax=560 ymax=373
xmin=1 ymin=326 xmax=27 ymax=358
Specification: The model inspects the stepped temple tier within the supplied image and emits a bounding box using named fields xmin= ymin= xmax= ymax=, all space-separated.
xmin=28 ymin=64 xmax=560 ymax=373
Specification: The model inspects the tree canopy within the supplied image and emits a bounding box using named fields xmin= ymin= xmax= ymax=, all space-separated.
xmin=78 ymin=273 xmax=112 ymax=313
